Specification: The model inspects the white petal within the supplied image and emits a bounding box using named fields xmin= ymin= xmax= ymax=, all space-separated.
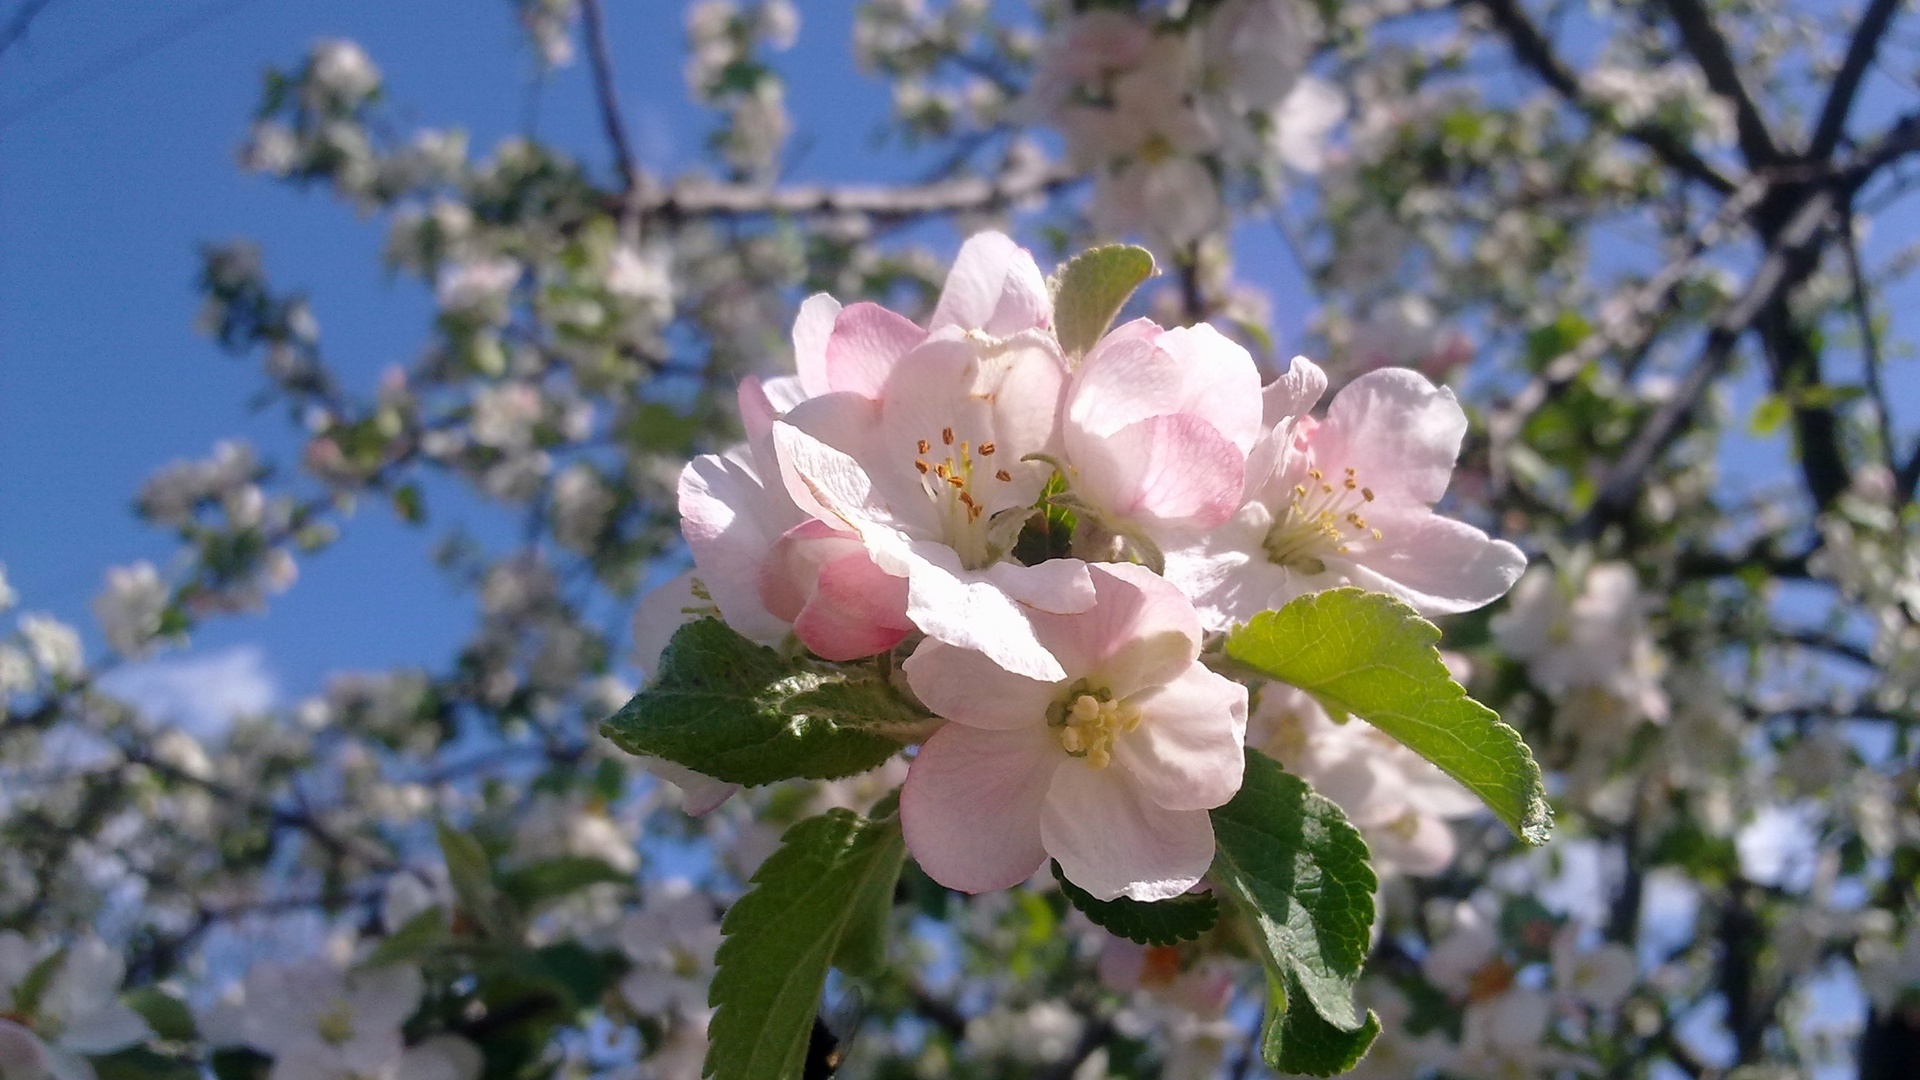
xmin=901 ymin=723 xmax=1057 ymax=893
xmin=1113 ymin=665 xmax=1247 ymax=812
xmin=902 ymin=639 xmax=1060 ymax=730
xmin=1041 ymin=764 xmax=1215 ymax=901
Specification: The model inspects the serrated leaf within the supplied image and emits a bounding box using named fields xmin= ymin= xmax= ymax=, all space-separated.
xmin=1211 ymin=749 xmax=1376 ymax=1038
xmin=1225 ymin=588 xmax=1552 ymax=844
xmin=602 ymin=619 xmax=915 ymax=786
xmin=1262 ymin=972 xmax=1382 ymax=1077
xmin=1051 ymin=862 xmax=1219 ymax=946
xmin=707 ymin=808 xmax=906 ymax=1080
xmin=1052 ymin=244 xmax=1154 ymax=357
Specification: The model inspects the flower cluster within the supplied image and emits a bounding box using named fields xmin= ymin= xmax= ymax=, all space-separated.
xmin=1025 ymin=0 xmax=1341 ymax=251
xmin=651 ymin=231 xmax=1525 ymax=900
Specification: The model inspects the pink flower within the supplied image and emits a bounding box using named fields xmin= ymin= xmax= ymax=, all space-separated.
xmin=1063 ymin=318 xmax=1264 ymax=537
xmin=899 ymin=562 xmax=1247 ymax=901
xmin=677 ymin=375 xmax=911 ymax=663
xmin=771 ymin=234 xmax=1093 ymax=681
xmin=1165 ymin=362 xmax=1526 ymax=630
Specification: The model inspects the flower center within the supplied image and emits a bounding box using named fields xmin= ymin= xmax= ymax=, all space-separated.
xmin=1262 ymin=465 xmax=1383 ymax=574
xmin=316 ymin=1001 xmax=356 ymax=1046
xmin=913 ymin=427 xmax=1014 ymax=570
xmin=1047 ymin=684 xmax=1140 ymax=769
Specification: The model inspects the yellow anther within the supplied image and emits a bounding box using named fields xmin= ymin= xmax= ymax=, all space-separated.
xmin=1053 ymin=691 xmax=1140 ymax=769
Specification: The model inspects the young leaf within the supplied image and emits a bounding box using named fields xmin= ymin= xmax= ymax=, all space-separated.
xmin=1261 ymin=973 xmax=1383 ymax=1077
xmin=602 ymin=619 xmax=916 ymax=786
xmin=1052 ymin=244 xmax=1155 ymax=357
xmin=707 ymin=808 xmax=906 ymax=1080
xmin=1225 ymin=588 xmax=1553 ymax=845
xmin=1210 ymin=749 xmax=1377 ymax=1070
xmin=437 ymin=821 xmax=514 ymax=940
xmin=1051 ymin=862 xmax=1219 ymax=946
xmin=499 ymin=856 xmax=633 ymax=912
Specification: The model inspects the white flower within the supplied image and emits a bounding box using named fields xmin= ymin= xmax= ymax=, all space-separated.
xmin=469 ymin=383 xmax=544 ymax=451
xmin=435 ymin=257 xmax=521 ymax=321
xmin=0 ymin=933 xmax=153 ymax=1080
xmin=1551 ymin=929 xmax=1637 ymax=1011
xmin=0 ymin=564 xmax=15 ymax=612
xmin=551 ymin=465 xmax=615 ymax=552
xmin=1492 ymin=562 xmax=1668 ymax=728
xmin=229 ymin=959 xmax=423 ymax=1080
xmin=509 ymin=794 xmax=639 ymax=873
xmin=0 ymin=644 xmax=34 ymax=694
xmin=308 ymin=40 xmax=381 ymax=103
xmin=92 ymin=563 xmax=169 ymax=658
xmin=618 ymin=881 xmax=721 ymax=1018
xmin=1250 ymin=684 xmax=1479 ymax=876
xmin=18 ymin=615 xmax=82 ymax=680
xmin=605 ymin=244 xmax=674 ymax=311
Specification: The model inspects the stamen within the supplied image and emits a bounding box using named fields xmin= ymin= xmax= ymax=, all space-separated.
xmin=995 ymin=469 xmax=1013 ymax=482
xmin=917 ymin=439 xmax=931 ymax=454
xmin=979 ymin=442 xmax=996 ymax=456
xmin=942 ymin=427 xmax=954 ymax=446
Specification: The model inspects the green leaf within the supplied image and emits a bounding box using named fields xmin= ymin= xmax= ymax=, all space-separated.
xmin=602 ymin=619 xmax=916 ymax=786
xmin=124 ymin=987 xmax=196 ymax=1042
xmin=1211 ymin=749 xmax=1376 ymax=1043
xmin=707 ymin=808 xmax=906 ymax=1080
xmin=365 ymin=907 xmax=452 ymax=967
xmin=499 ymin=856 xmax=633 ymax=911
xmin=1051 ymin=862 xmax=1219 ymax=946
xmin=1261 ymin=972 xmax=1383 ymax=1077
xmin=437 ymin=822 xmax=514 ymax=939
xmin=90 ymin=1049 xmax=200 ymax=1080
xmin=1052 ymin=244 xmax=1155 ymax=357
xmin=1225 ymin=588 xmax=1552 ymax=844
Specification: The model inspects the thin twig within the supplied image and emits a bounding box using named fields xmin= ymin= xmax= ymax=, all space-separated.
xmin=1465 ymin=0 xmax=1739 ymax=194
xmin=577 ymin=0 xmax=644 ymax=217
xmin=1810 ymin=0 xmax=1905 ymax=159
xmin=1661 ymin=0 xmax=1781 ymax=166
xmin=1841 ymin=201 xmax=1901 ymax=486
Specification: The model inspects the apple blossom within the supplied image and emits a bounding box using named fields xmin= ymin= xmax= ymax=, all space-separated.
xmin=1061 ymin=318 xmax=1264 ymax=541
xmin=900 ymin=561 xmax=1247 ymax=901
xmin=1166 ymin=361 xmax=1526 ymax=630
xmin=1492 ymin=562 xmax=1669 ymax=729
xmin=1250 ymin=683 xmax=1480 ymax=876
xmin=222 ymin=958 xmax=429 ymax=1080
xmin=0 ymin=934 xmax=151 ymax=1080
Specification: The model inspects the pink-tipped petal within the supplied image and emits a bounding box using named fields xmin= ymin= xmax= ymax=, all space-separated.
xmin=1148 ymin=324 xmax=1264 ymax=453
xmin=826 ymin=302 xmax=926 ymax=398
xmin=1074 ymin=413 xmax=1247 ymax=530
xmin=902 ymin=639 xmax=1061 ymax=730
xmin=1312 ymin=368 xmax=1466 ymax=507
xmin=737 ymin=377 xmax=779 ymax=443
xmin=1341 ymin=514 xmax=1527 ymax=616
xmin=901 ymin=542 xmax=1073 ymax=682
xmin=931 ymin=231 xmax=1052 ymax=336
xmin=1028 ymin=563 xmax=1199 ymax=700
xmin=902 ymin=723 xmax=1057 ymax=893
xmin=792 ymin=293 xmax=842 ymax=397
xmin=793 ymin=550 xmax=913 ymax=661
xmin=1042 ymin=764 xmax=1216 ymax=901
xmin=678 ymin=454 xmax=800 ymax=645
xmin=1263 ymin=355 xmax=1328 ymax=427
xmin=1115 ymin=665 xmax=1248 ymax=811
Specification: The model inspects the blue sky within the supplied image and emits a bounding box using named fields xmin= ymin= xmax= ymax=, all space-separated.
xmin=0 ymin=0 xmax=1907 ymax=723
xmin=0 ymin=0 xmax=1071 ymax=707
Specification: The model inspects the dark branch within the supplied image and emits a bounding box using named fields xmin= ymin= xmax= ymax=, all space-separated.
xmin=577 ymin=0 xmax=642 ymax=201
xmin=1661 ymin=0 xmax=1781 ymax=166
xmin=1809 ymin=0 xmax=1905 ymax=160
xmin=1467 ymin=0 xmax=1740 ymax=193
xmin=625 ymin=161 xmax=1079 ymax=224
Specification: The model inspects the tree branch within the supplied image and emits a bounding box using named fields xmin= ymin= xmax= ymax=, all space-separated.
xmin=1809 ymin=0 xmax=1905 ymax=160
xmin=1466 ymin=0 xmax=1740 ymax=193
xmin=1661 ymin=0 xmax=1781 ymax=166
xmin=1840 ymin=206 xmax=1900 ymax=485
xmin=624 ymin=161 xmax=1079 ymax=225
xmin=577 ymin=0 xmax=643 ymax=206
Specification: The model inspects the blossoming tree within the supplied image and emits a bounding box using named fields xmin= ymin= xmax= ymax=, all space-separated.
xmin=4 ymin=0 xmax=1919 ymax=1078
